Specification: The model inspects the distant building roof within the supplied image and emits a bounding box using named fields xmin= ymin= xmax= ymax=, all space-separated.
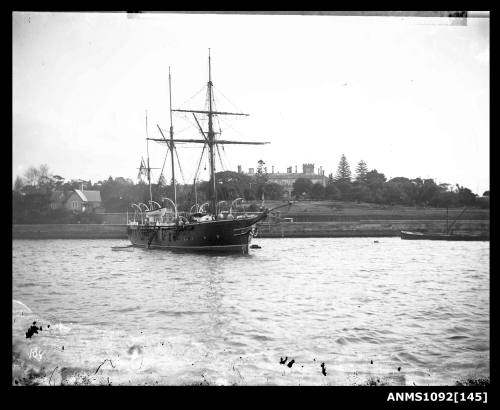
xmin=268 ymin=173 xmax=326 ymax=181
xmin=82 ymin=190 xmax=102 ymax=202
xmin=73 ymin=189 xmax=102 ymax=202
xmin=74 ymin=189 xmax=87 ymax=202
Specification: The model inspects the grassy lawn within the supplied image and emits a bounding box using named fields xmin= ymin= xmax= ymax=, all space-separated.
xmin=245 ymin=200 xmax=489 ymax=221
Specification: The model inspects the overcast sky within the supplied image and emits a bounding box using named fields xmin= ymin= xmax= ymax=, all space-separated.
xmin=12 ymin=12 xmax=489 ymax=194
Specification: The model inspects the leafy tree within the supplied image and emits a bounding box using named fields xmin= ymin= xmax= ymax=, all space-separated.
xmin=387 ymin=177 xmax=417 ymax=205
xmin=334 ymin=154 xmax=351 ymax=183
xmin=99 ymin=176 xmax=138 ymax=212
xmin=365 ymin=169 xmax=386 ymax=203
xmin=12 ymin=189 xmax=52 ymax=223
xmin=482 ymin=190 xmax=489 ymax=197
xmin=355 ymin=160 xmax=368 ymax=182
xmin=24 ymin=166 xmax=40 ymax=186
xmin=254 ymin=159 xmax=268 ymax=199
xmin=256 ymin=160 xmax=268 ymax=183
xmin=199 ymin=170 xmax=255 ymax=202
xmin=426 ymin=182 xmax=455 ymax=207
xmin=410 ymin=178 xmax=441 ymax=206
xmin=243 ymin=187 xmax=257 ymax=201
xmin=324 ymin=184 xmax=341 ymax=200
xmin=263 ymin=182 xmax=284 ymax=200
xmin=383 ymin=182 xmax=404 ymax=205
xmin=438 ymin=183 xmax=451 ymax=192
xmin=114 ymin=177 xmax=130 ymax=185
xmin=14 ymin=176 xmax=24 ymax=191
xmin=311 ymin=183 xmax=325 ymax=199
xmin=476 ymin=194 xmax=489 ymax=209
xmin=351 ymin=181 xmax=371 ymax=203
xmin=421 ymin=179 xmax=440 ymax=204
xmin=456 ymin=184 xmax=477 ymax=206
xmin=52 ymin=175 xmax=65 ymax=188
xmin=39 ymin=164 xmax=50 ymax=178
xmin=366 ymin=169 xmax=386 ymax=185
xmin=292 ymin=178 xmax=314 ymax=198
xmin=335 ymin=181 xmax=353 ymax=201
xmin=430 ymin=190 xmax=460 ymax=208
xmin=22 ymin=164 xmax=52 ymax=187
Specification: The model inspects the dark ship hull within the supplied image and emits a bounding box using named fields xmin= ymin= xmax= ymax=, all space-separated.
xmin=127 ymin=215 xmax=264 ymax=253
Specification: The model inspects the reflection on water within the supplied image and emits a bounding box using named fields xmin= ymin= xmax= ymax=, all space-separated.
xmin=12 ymin=238 xmax=489 ymax=385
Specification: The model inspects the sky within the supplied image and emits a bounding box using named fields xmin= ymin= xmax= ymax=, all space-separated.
xmin=12 ymin=12 xmax=489 ymax=194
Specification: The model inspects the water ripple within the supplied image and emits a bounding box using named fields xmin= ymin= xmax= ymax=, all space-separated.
xmin=12 ymin=238 xmax=489 ymax=386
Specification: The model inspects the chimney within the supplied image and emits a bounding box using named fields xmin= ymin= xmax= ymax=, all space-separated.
xmin=295 ymin=165 xmax=297 ymax=173
xmin=237 ymin=165 xmax=242 ymax=173
xmin=249 ymin=167 xmax=254 ymax=174
xmin=272 ymin=165 xmax=274 ymax=174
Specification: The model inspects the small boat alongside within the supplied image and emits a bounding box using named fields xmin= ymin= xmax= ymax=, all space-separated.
xmin=400 ymin=207 xmax=489 ymax=242
xmin=400 ymin=231 xmax=489 ymax=241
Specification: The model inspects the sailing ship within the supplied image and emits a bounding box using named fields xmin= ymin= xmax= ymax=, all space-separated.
xmin=126 ymin=50 xmax=289 ymax=253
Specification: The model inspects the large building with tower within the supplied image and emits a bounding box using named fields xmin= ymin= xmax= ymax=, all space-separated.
xmin=238 ymin=163 xmax=328 ymax=199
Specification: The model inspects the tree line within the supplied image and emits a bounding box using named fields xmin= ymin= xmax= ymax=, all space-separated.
xmin=12 ymin=162 xmax=283 ymax=223
xmin=291 ymin=154 xmax=488 ymax=208
xmin=12 ymin=159 xmax=488 ymax=223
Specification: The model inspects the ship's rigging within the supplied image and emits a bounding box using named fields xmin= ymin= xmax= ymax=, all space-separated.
xmin=143 ymin=49 xmax=269 ymax=217
xmin=127 ymin=50 xmax=295 ymax=253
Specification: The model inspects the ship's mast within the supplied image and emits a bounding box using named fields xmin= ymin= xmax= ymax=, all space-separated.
xmin=145 ymin=111 xmax=153 ymax=204
xmin=168 ymin=67 xmax=177 ymax=213
xmin=194 ymin=177 xmax=198 ymax=209
xmin=148 ymin=50 xmax=269 ymax=218
xmin=207 ymin=49 xmax=217 ymax=217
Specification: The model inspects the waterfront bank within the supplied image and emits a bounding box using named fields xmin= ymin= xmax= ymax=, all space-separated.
xmin=12 ymin=219 xmax=489 ymax=240
xmin=257 ymin=219 xmax=489 ymax=238
xmin=12 ymin=224 xmax=125 ymax=239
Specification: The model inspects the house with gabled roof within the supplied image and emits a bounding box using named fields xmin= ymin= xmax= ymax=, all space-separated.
xmin=61 ymin=189 xmax=104 ymax=213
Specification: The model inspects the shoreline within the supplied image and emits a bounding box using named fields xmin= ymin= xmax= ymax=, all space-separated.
xmin=12 ymin=220 xmax=489 ymax=240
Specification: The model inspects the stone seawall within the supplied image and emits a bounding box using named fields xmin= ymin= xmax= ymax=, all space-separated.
xmin=256 ymin=220 xmax=489 ymax=238
xmin=12 ymin=224 xmax=127 ymax=239
xmin=12 ymin=219 xmax=489 ymax=239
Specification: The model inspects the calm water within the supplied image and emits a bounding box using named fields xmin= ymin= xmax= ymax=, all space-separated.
xmin=12 ymin=238 xmax=489 ymax=386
